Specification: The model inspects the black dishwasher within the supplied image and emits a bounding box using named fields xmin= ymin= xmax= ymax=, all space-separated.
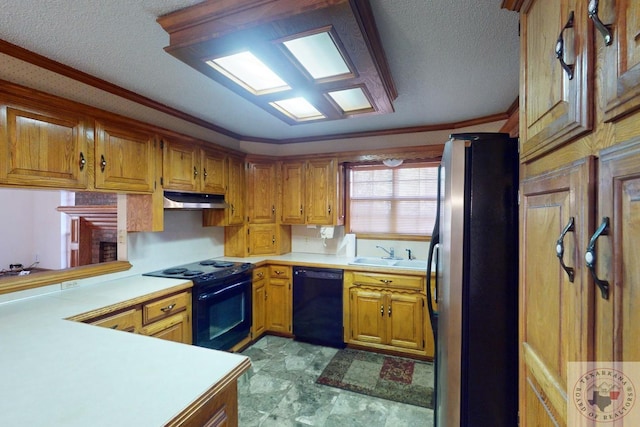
xmin=293 ymin=266 xmax=345 ymax=348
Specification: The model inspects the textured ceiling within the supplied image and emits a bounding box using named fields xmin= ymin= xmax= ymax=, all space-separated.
xmin=0 ymin=0 xmax=519 ymax=142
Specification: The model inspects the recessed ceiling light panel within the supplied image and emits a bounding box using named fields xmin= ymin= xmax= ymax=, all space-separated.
xmin=328 ymin=87 xmax=372 ymax=113
xmin=206 ymin=51 xmax=290 ymax=94
xmin=282 ymin=31 xmax=350 ymax=80
xmin=269 ymin=97 xmax=325 ymax=121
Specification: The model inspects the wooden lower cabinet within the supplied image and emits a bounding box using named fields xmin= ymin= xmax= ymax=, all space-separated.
xmin=252 ymin=267 xmax=267 ymax=339
xmin=89 ymin=307 xmax=139 ymax=333
xmin=265 ymin=265 xmax=292 ymax=335
xmin=74 ymin=289 xmax=192 ymax=345
xmin=519 ymin=158 xmax=595 ymax=425
xmin=139 ymin=311 xmax=191 ymax=344
xmin=344 ymin=271 xmax=431 ymax=358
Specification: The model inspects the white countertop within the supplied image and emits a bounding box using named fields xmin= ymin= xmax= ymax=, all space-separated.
xmin=0 ymin=275 xmax=249 ymax=427
xmin=0 ymin=252 xmax=426 ymax=426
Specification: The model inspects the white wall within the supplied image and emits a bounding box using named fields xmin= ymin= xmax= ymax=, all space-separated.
xmin=0 ymin=188 xmax=65 ymax=271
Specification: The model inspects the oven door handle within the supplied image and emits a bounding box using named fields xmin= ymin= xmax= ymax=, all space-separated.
xmin=197 ymin=279 xmax=251 ymax=301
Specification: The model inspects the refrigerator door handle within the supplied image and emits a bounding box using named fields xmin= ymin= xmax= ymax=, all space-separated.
xmin=426 ymin=239 xmax=439 ymax=318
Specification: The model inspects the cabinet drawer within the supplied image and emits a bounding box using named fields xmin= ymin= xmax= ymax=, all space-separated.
xmin=143 ymin=291 xmax=189 ymax=325
xmin=351 ymin=272 xmax=423 ymax=290
xmin=253 ymin=266 xmax=267 ymax=281
xmin=90 ymin=308 xmax=138 ymax=332
xmin=269 ymin=265 xmax=290 ymax=279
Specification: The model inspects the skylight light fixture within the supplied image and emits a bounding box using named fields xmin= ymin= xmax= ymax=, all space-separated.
xmin=282 ymin=31 xmax=351 ymax=80
xmin=160 ymin=0 xmax=397 ymax=125
xmin=328 ymin=87 xmax=372 ymax=113
xmin=206 ymin=51 xmax=290 ymax=94
xmin=269 ymin=97 xmax=325 ymax=121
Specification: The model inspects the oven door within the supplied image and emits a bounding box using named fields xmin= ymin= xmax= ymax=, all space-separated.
xmin=193 ymin=274 xmax=252 ymax=351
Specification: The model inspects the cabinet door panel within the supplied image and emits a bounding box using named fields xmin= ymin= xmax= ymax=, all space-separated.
xmin=598 ymin=139 xmax=640 ymax=362
xmin=248 ymin=224 xmax=276 ymax=255
xmin=163 ymin=139 xmax=198 ymax=191
xmin=306 ymin=159 xmax=335 ymax=225
xmin=226 ymin=156 xmax=245 ymax=225
xmin=349 ymin=287 xmax=385 ymax=345
xmin=252 ymin=280 xmax=266 ymax=338
xmin=95 ymin=121 xmax=155 ymax=192
xmin=141 ymin=311 xmax=191 ymax=344
xmin=266 ymin=278 xmax=291 ymax=334
xmin=520 ymin=158 xmax=595 ymax=425
xmin=202 ymin=149 xmax=226 ymax=194
xmin=1 ymin=105 xmax=88 ymax=188
xmin=280 ymin=160 xmax=305 ymax=224
xmin=387 ymin=293 xmax=424 ymax=350
xmin=520 ymin=0 xmax=592 ymax=161
xmin=248 ymin=162 xmax=276 ymax=223
xmin=601 ymin=0 xmax=640 ymax=121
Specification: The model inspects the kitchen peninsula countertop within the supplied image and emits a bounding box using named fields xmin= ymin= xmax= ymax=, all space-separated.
xmin=0 ymin=253 xmax=426 ymax=426
xmin=0 ymin=275 xmax=249 ymax=427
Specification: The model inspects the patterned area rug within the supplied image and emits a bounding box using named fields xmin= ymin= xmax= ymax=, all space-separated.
xmin=316 ymin=348 xmax=434 ymax=408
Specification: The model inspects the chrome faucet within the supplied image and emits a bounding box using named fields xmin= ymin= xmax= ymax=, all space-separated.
xmin=376 ymin=245 xmax=395 ymax=259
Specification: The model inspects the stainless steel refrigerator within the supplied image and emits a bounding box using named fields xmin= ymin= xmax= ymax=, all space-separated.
xmin=426 ymin=133 xmax=519 ymax=426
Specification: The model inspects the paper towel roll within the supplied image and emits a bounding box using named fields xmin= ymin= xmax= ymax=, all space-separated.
xmin=344 ymin=233 xmax=356 ymax=257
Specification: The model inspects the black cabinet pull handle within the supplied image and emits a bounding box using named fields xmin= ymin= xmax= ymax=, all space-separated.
xmin=555 ymin=11 xmax=575 ymax=80
xmin=556 ymin=216 xmax=575 ymax=282
xmin=203 ymin=168 xmax=208 ymax=180
xmin=100 ymin=155 xmax=106 ymax=172
xmin=585 ymin=217 xmax=610 ymax=300
xmin=79 ymin=152 xmax=86 ymax=171
xmin=380 ymin=304 xmax=384 ymax=316
xmin=588 ymin=0 xmax=613 ymax=46
xmin=193 ymin=166 xmax=198 ymax=178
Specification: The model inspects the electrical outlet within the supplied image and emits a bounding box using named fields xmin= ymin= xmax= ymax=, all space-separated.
xmin=61 ymin=281 xmax=79 ymax=290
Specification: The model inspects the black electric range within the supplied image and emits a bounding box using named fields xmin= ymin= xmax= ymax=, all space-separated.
xmin=144 ymin=259 xmax=254 ymax=350
xmin=143 ymin=259 xmax=253 ymax=285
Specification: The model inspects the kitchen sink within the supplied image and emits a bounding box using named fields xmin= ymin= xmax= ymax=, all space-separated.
xmin=392 ymin=259 xmax=428 ymax=270
xmin=350 ymin=257 xmax=396 ymax=267
xmin=348 ymin=257 xmax=428 ymax=270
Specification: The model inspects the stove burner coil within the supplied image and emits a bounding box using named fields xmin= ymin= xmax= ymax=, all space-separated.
xmin=162 ymin=268 xmax=188 ymax=275
xmin=199 ymin=260 xmax=235 ymax=268
xmin=183 ymin=270 xmax=204 ymax=277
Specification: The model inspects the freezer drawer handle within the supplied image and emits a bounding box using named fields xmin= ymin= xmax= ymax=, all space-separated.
xmin=556 ymin=216 xmax=575 ymax=282
xmin=585 ymin=217 xmax=610 ymax=300
xmin=555 ymin=11 xmax=575 ymax=80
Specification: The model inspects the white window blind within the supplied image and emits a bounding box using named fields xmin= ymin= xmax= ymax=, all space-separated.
xmin=348 ymin=162 xmax=438 ymax=236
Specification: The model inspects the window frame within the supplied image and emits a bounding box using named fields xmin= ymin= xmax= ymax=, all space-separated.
xmin=345 ymin=160 xmax=440 ymax=240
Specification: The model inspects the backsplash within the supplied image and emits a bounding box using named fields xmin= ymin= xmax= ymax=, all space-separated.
xmin=290 ymin=225 xmax=430 ymax=260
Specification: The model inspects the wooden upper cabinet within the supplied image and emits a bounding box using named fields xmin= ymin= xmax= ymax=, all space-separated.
xmin=280 ymin=160 xmax=306 ymax=224
xmin=600 ymin=0 xmax=640 ymax=122
xmin=280 ymin=157 xmax=343 ymax=226
xmin=162 ymin=137 xmax=199 ymax=192
xmin=306 ymin=158 xmax=340 ymax=225
xmin=226 ymin=155 xmax=245 ymax=225
xmin=247 ymin=161 xmax=277 ymax=224
xmin=519 ymin=0 xmax=593 ymax=161
xmin=201 ymin=147 xmax=226 ymax=194
xmin=94 ymin=120 xmax=155 ymax=192
xmin=164 ymin=141 xmax=228 ymax=194
xmin=0 ymin=102 xmax=89 ymax=189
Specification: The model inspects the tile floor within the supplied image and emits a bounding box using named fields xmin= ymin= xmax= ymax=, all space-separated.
xmin=238 ymin=336 xmax=434 ymax=426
